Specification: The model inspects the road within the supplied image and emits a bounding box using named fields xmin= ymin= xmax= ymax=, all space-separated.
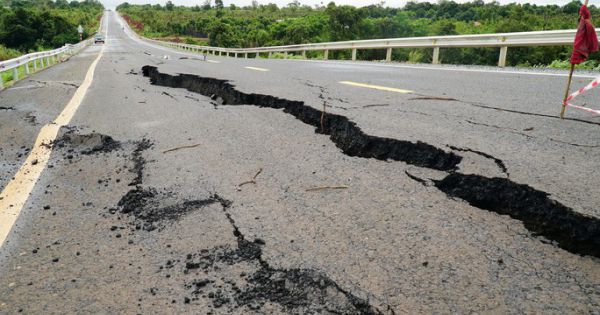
xmin=0 ymin=11 xmax=599 ymax=314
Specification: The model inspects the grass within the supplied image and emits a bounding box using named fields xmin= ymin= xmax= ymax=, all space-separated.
xmin=545 ymin=59 xmax=600 ymax=71
xmin=0 ymin=45 xmax=21 ymax=61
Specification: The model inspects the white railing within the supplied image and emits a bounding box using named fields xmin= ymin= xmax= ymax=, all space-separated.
xmin=0 ymin=39 xmax=92 ymax=90
xmin=142 ymin=28 xmax=582 ymax=67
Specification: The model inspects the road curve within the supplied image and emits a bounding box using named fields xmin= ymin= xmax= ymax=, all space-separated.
xmin=0 ymin=11 xmax=599 ymax=314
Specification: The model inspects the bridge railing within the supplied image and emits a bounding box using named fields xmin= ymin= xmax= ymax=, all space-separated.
xmin=144 ymin=28 xmax=582 ymax=67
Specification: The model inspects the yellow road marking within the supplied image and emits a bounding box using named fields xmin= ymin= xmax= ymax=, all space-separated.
xmin=339 ymin=81 xmax=413 ymax=94
xmin=245 ymin=66 xmax=269 ymax=72
xmin=207 ymin=60 xmax=221 ymax=64
xmin=0 ymin=18 xmax=107 ymax=247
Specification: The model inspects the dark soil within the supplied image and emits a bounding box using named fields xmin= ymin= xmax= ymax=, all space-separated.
xmin=50 ymin=131 xmax=121 ymax=155
xmin=116 ymin=187 xmax=224 ymax=231
xmin=128 ymin=139 xmax=152 ymax=186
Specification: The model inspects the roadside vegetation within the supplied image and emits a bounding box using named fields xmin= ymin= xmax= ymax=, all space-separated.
xmin=117 ymin=0 xmax=596 ymax=68
xmin=0 ymin=0 xmax=104 ymax=61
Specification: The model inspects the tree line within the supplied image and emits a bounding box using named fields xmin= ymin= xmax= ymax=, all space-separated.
xmin=0 ymin=0 xmax=103 ymax=60
xmin=118 ymin=1 xmax=595 ymax=67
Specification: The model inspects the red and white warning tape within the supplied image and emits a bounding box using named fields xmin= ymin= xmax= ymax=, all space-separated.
xmin=563 ymin=76 xmax=600 ymax=115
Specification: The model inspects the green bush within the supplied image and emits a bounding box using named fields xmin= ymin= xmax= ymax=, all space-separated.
xmin=117 ymin=0 xmax=597 ymax=67
xmin=0 ymin=45 xmax=21 ymax=61
xmin=408 ymin=50 xmax=424 ymax=63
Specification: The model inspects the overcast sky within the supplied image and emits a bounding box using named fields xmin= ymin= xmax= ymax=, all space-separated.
xmin=104 ymin=0 xmax=598 ymax=10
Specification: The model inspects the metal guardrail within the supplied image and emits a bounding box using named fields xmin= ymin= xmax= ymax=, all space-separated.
xmin=0 ymin=21 xmax=101 ymax=90
xmin=142 ymin=28 xmax=583 ymax=67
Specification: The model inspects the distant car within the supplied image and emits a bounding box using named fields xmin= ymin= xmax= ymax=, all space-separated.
xmin=94 ymin=34 xmax=105 ymax=44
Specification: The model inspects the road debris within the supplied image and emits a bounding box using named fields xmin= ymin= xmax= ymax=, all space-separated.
xmin=238 ymin=168 xmax=263 ymax=187
xmin=162 ymin=143 xmax=201 ymax=154
xmin=306 ymin=185 xmax=349 ymax=192
xmin=409 ymin=96 xmax=458 ymax=101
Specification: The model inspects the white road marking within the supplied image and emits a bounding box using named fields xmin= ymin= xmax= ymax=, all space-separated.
xmin=0 ymin=14 xmax=108 ymax=248
xmin=339 ymin=81 xmax=413 ymax=94
xmin=206 ymin=60 xmax=221 ymax=64
xmin=245 ymin=66 xmax=269 ymax=72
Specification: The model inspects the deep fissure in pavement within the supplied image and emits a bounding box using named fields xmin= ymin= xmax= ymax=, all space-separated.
xmin=141 ymin=66 xmax=599 ymax=258
xmin=142 ymin=65 xmax=462 ymax=172
xmin=435 ymin=174 xmax=600 ymax=258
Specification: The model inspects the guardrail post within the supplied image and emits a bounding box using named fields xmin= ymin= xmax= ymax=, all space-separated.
xmin=13 ymin=68 xmax=18 ymax=81
xmin=25 ymin=62 xmax=30 ymax=75
xmin=0 ymin=74 xmax=3 ymax=89
xmin=498 ymin=46 xmax=508 ymax=67
xmin=351 ymin=49 xmax=357 ymax=61
xmin=386 ymin=48 xmax=392 ymax=62
xmin=245 ymin=53 xmax=248 ymax=58
xmin=432 ymin=47 xmax=440 ymax=64
xmin=324 ymin=49 xmax=329 ymax=60
xmin=302 ymin=50 xmax=306 ymax=59
xmin=46 ymin=57 xmax=50 ymax=66
xmin=268 ymin=51 xmax=272 ymax=59
xmin=284 ymin=51 xmax=288 ymax=59
xmin=33 ymin=58 xmax=37 ymax=71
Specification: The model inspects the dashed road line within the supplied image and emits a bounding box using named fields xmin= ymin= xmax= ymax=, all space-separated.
xmin=339 ymin=81 xmax=413 ymax=94
xmin=245 ymin=66 xmax=269 ymax=72
xmin=207 ymin=60 xmax=221 ymax=64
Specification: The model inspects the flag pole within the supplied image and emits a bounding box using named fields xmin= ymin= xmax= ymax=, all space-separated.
xmin=561 ymin=0 xmax=589 ymax=119
xmin=561 ymin=64 xmax=575 ymax=119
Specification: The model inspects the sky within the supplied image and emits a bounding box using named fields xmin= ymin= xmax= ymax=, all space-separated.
xmin=103 ymin=0 xmax=597 ymax=10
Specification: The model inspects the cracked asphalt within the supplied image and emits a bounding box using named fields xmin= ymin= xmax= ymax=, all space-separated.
xmin=0 ymin=11 xmax=599 ymax=314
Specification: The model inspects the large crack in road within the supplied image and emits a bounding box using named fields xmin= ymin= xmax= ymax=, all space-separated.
xmin=112 ymin=141 xmax=387 ymax=313
xmin=142 ymin=65 xmax=462 ymax=172
xmin=141 ymin=65 xmax=600 ymax=259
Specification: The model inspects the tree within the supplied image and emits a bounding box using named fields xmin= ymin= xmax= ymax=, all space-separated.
xmin=201 ymin=0 xmax=211 ymax=10
xmin=326 ymin=2 xmax=365 ymax=41
xmin=214 ymin=0 xmax=223 ymax=10
xmin=165 ymin=1 xmax=174 ymax=11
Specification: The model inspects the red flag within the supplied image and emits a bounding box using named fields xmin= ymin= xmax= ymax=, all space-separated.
xmin=570 ymin=5 xmax=599 ymax=65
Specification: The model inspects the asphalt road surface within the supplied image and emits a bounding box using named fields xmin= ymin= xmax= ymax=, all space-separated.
xmin=1 ymin=11 xmax=599 ymax=314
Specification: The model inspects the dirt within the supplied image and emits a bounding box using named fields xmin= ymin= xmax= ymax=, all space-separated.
xmin=116 ymin=188 xmax=224 ymax=231
xmin=50 ymin=130 xmax=121 ymax=155
xmin=128 ymin=139 xmax=152 ymax=186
